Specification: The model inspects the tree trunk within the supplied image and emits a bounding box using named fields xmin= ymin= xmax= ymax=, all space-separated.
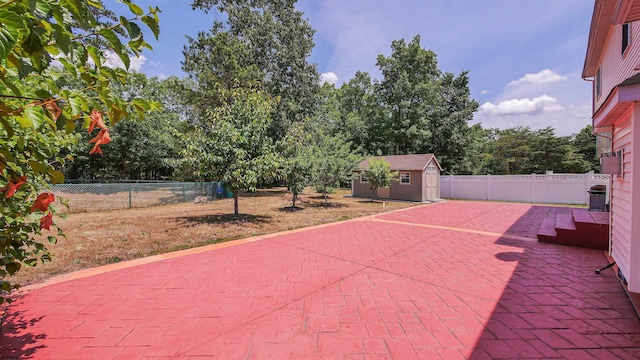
xmin=233 ymin=192 xmax=239 ymax=216
xmin=292 ymin=193 xmax=297 ymax=208
xmin=323 ymin=189 xmax=328 ymax=204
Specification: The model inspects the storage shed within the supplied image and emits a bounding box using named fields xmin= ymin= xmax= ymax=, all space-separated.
xmin=352 ymin=154 xmax=442 ymax=202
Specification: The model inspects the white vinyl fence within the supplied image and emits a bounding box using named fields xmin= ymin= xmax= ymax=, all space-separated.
xmin=440 ymin=172 xmax=611 ymax=205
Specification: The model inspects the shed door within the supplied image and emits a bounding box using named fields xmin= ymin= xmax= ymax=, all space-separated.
xmin=426 ymin=165 xmax=438 ymax=200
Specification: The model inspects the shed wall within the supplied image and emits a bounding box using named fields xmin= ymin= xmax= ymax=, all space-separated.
xmin=352 ymin=174 xmax=376 ymax=199
xmin=389 ymin=170 xmax=423 ymax=202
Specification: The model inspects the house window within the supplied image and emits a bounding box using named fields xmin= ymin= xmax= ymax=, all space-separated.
xmin=596 ymin=66 xmax=602 ymax=99
xmin=400 ymin=172 xmax=410 ymax=184
xmin=622 ymin=23 xmax=631 ymax=55
xmin=360 ymin=173 xmax=368 ymax=183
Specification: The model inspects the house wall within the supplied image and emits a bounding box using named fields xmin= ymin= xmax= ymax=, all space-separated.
xmin=595 ymin=20 xmax=640 ymax=111
xmin=389 ymin=170 xmax=423 ymax=202
xmin=610 ymin=103 xmax=640 ymax=292
xmin=632 ymin=108 xmax=640 ymax=293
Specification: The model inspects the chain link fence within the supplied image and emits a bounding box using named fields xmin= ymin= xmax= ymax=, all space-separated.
xmin=51 ymin=181 xmax=232 ymax=214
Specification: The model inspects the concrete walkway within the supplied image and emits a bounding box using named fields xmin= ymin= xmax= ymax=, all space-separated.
xmin=1 ymin=201 xmax=639 ymax=359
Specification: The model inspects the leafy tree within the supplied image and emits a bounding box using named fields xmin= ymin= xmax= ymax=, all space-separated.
xmin=480 ymin=126 xmax=593 ymax=175
xmin=529 ymin=127 xmax=567 ymax=173
xmin=312 ymin=83 xmax=341 ymax=135
xmin=463 ymin=124 xmax=496 ymax=175
xmin=375 ymin=36 xmax=439 ymax=156
xmin=181 ymin=89 xmax=278 ymax=215
xmin=336 ymin=35 xmax=478 ymax=171
xmin=427 ymin=71 xmax=479 ymax=173
xmin=310 ymin=133 xmax=362 ymax=204
xmin=335 ymin=72 xmax=382 ymax=154
xmin=0 ymin=0 xmax=160 ymax=301
xmin=190 ymin=0 xmax=320 ymax=139
xmin=181 ymin=29 xmax=263 ymax=124
xmin=487 ymin=126 xmax=535 ymax=174
xmin=278 ymin=122 xmax=312 ymax=208
xmin=573 ymin=125 xmax=599 ymax=171
xmin=63 ymin=73 xmax=183 ymax=180
xmin=364 ymin=158 xmax=398 ymax=202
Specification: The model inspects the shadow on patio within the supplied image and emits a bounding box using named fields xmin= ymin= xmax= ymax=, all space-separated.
xmin=469 ymin=206 xmax=640 ymax=359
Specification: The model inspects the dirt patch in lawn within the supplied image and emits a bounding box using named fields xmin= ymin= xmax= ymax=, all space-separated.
xmin=11 ymin=188 xmax=419 ymax=287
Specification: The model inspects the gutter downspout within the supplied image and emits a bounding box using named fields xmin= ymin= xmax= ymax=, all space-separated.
xmin=583 ymin=77 xmax=596 ymax=122
xmin=582 ymin=77 xmax=614 ymax=258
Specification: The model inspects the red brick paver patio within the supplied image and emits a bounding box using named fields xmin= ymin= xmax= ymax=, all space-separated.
xmin=2 ymin=201 xmax=639 ymax=359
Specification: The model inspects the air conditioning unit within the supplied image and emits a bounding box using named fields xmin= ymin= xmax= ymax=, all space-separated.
xmin=600 ymin=151 xmax=621 ymax=175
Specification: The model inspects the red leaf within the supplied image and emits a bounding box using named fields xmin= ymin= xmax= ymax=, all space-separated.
xmin=89 ymin=128 xmax=111 ymax=155
xmin=44 ymin=99 xmax=62 ymax=120
xmin=88 ymin=110 xmax=107 ymax=133
xmin=1 ymin=175 xmax=27 ymax=198
xmin=39 ymin=213 xmax=53 ymax=230
xmin=30 ymin=193 xmax=55 ymax=213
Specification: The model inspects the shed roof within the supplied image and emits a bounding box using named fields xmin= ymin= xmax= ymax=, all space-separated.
xmin=358 ymin=154 xmax=441 ymax=171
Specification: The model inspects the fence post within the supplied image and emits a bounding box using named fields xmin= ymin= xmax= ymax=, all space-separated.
xmin=530 ymin=174 xmax=535 ymax=203
xmin=182 ymin=184 xmax=186 ymax=203
xmin=128 ymin=185 xmax=132 ymax=209
xmin=486 ymin=175 xmax=491 ymax=201
xmin=450 ymin=176 xmax=454 ymax=199
xmin=585 ymin=172 xmax=590 ymax=204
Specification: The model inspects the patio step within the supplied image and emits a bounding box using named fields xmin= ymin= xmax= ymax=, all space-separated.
xmin=537 ymin=217 xmax=556 ymax=240
xmin=555 ymin=214 xmax=576 ymax=231
xmin=537 ymin=208 xmax=609 ymax=250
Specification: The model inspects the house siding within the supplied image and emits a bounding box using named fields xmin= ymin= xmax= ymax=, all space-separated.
xmin=627 ymin=103 xmax=640 ymax=293
xmin=629 ymin=104 xmax=640 ymax=292
xmin=610 ymin=104 xmax=640 ymax=292
xmin=596 ymin=20 xmax=640 ymax=111
xmin=389 ymin=170 xmax=422 ymax=202
xmin=586 ymin=0 xmax=640 ymax=294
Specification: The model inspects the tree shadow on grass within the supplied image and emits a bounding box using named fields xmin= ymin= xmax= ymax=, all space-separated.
xmin=278 ymin=206 xmax=304 ymax=212
xmin=241 ymin=189 xmax=289 ymax=198
xmin=174 ymin=214 xmax=272 ymax=227
xmin=306 ymin=202 xmax=348 ymax=209
xmin=1 ymin=306 xmax=46 ymax=359
xmin=308 ymin=195 xmax=334 ymax=200
xmin=356 ymin=200 xmax=382 ymax=204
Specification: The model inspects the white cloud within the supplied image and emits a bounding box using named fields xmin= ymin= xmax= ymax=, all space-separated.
xmin=506 ymin=69 xmax=567 ymax=88
xmin=480 ymin=89 xmax=490 ymax=95
xmin=104 ymin=51 xmax=147 ymax=71
xmin=479 ymin=95 xmax=564 ymax=116
xmin=319 ymin=72 xmax=339 ymax=85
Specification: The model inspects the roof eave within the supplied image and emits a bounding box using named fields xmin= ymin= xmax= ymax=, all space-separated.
xmin=583 ymin=0 xmax=640 ymax=78
xmin=583 ymin=0 xmax=607 ymax=78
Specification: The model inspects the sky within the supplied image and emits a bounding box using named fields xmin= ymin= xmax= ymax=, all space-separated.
xmin=109 ymin=0 xmax=595 ymax=136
